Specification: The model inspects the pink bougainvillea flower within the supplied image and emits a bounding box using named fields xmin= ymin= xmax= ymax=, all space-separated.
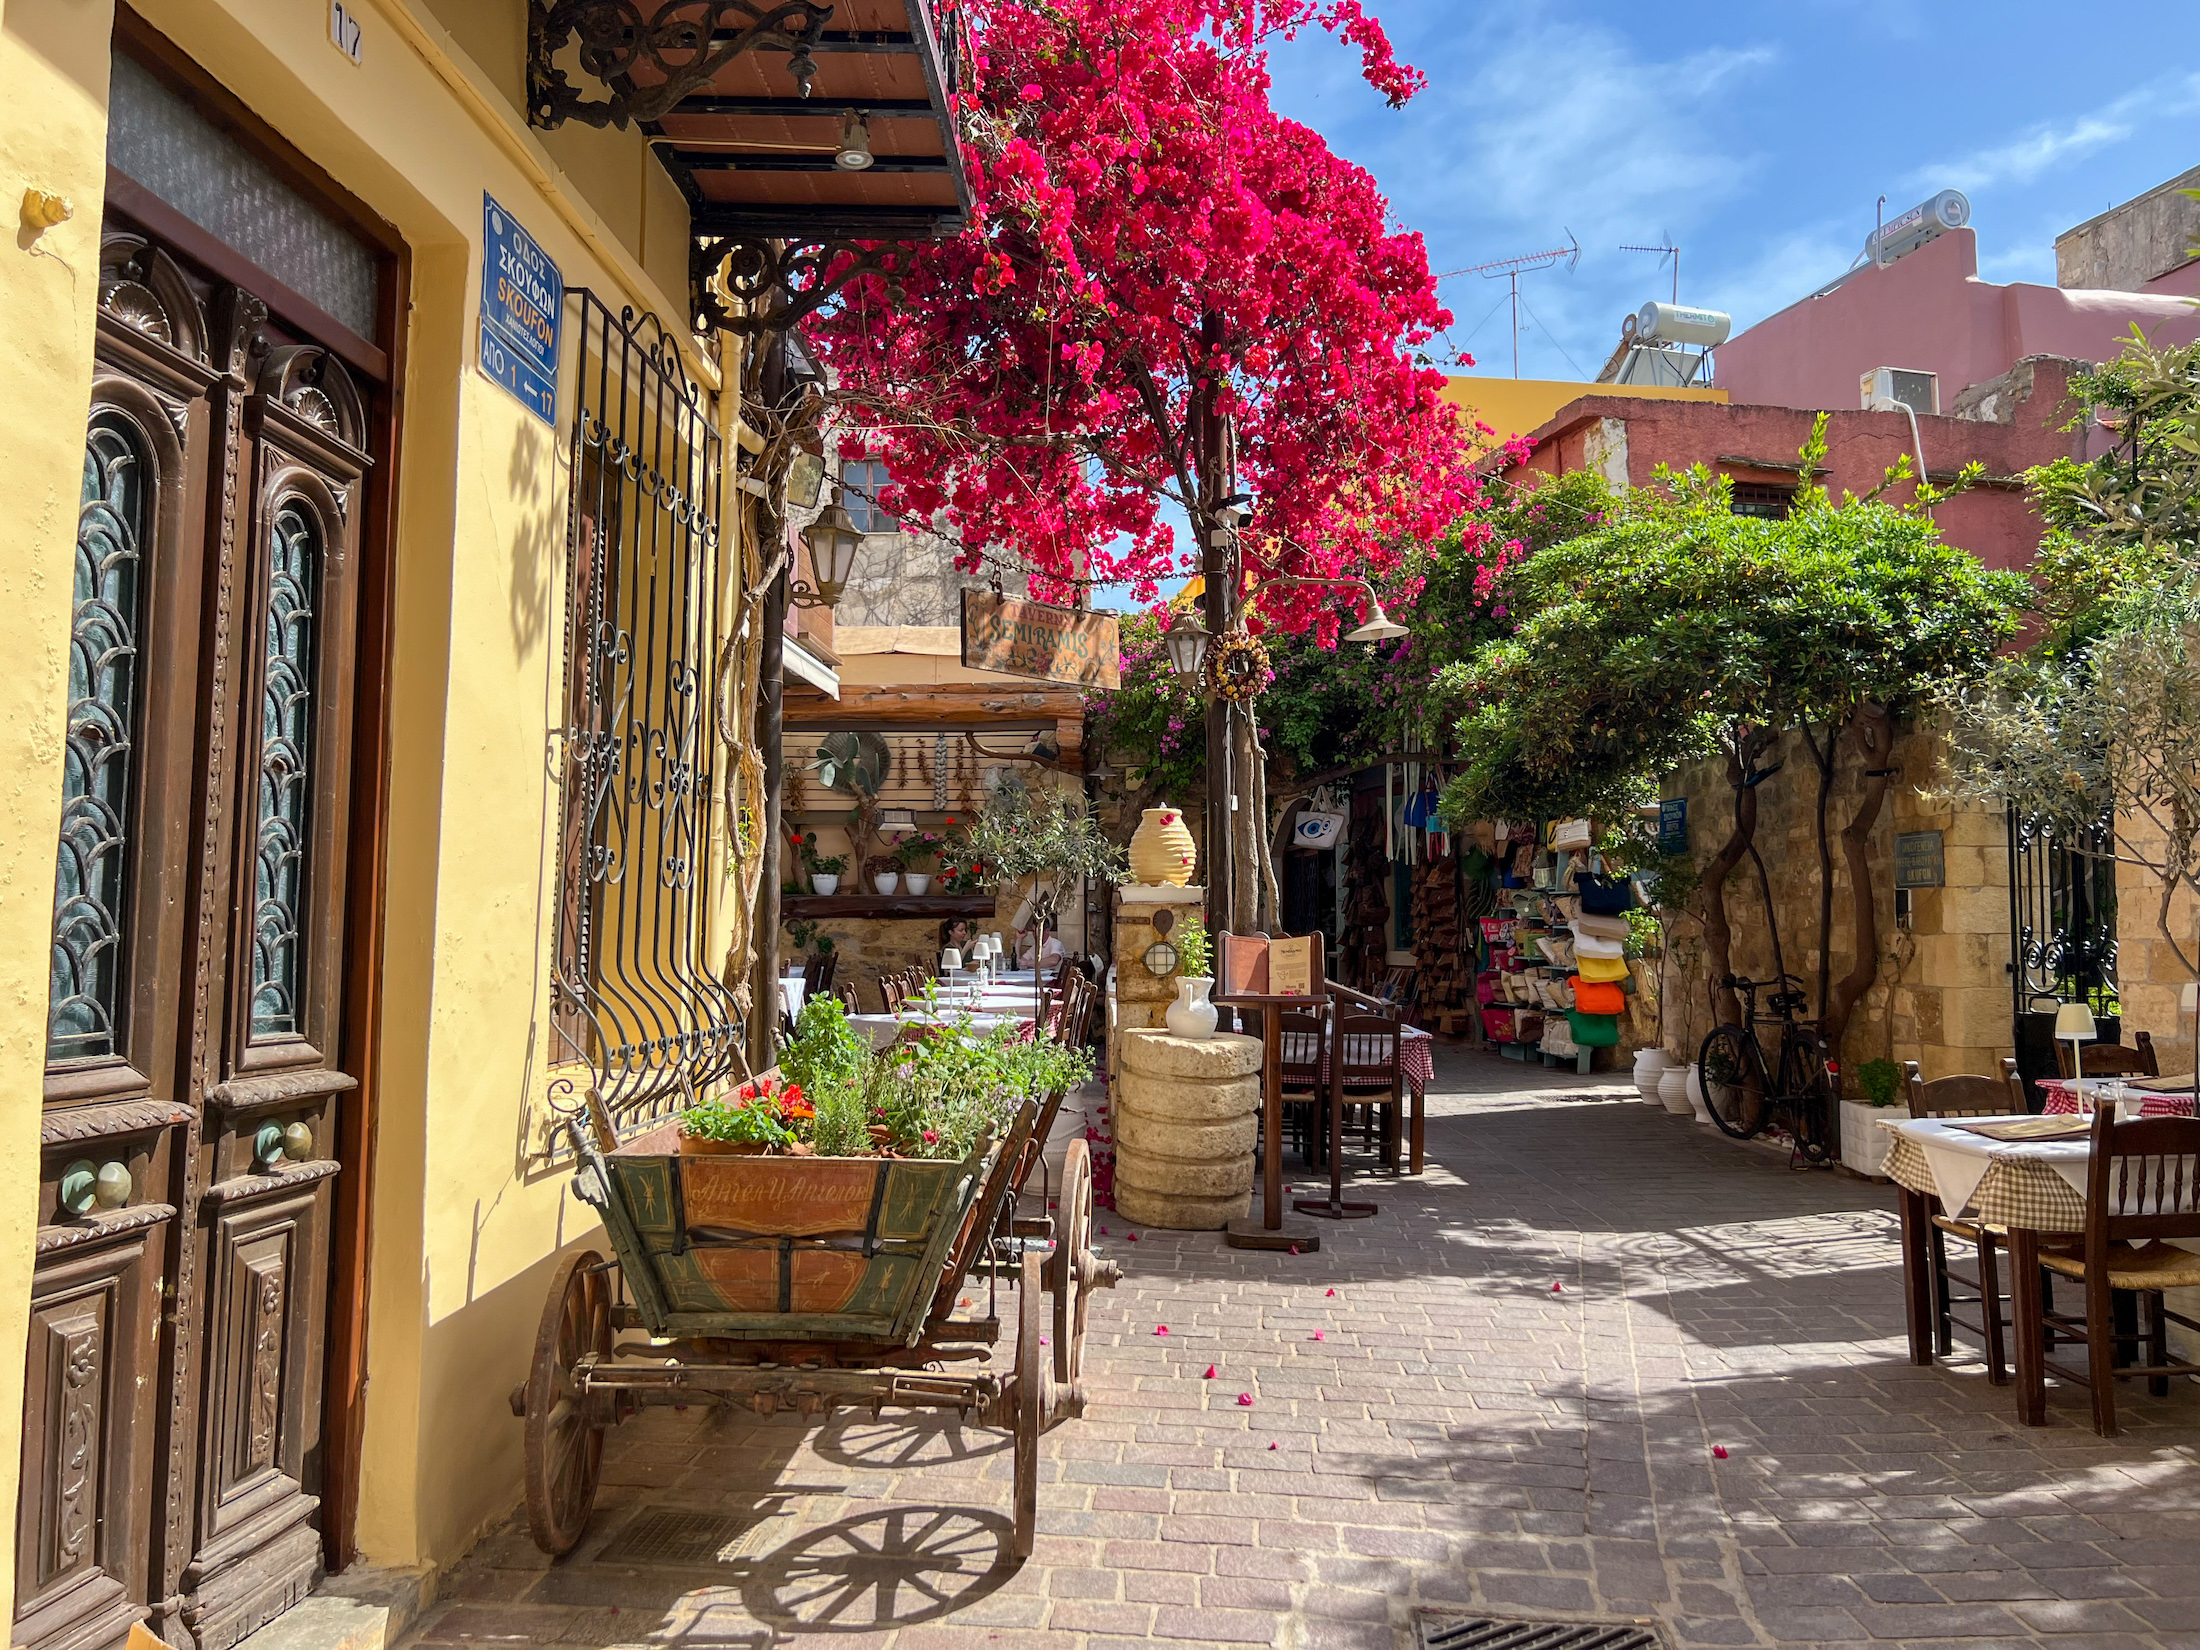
xmin=1203 ymin=1364 xmax=1217 ymax=1378
xmin=1551 ymin=1282 xmax=1563 ymax=1293
xmin=1289 ymin=1246 xmax=1300 ymax=1256
xmin=1237 ymin=1393 xmax=1255 ymax=1406
xmin=1127 ymin=1232 xmax=1138 ymax=1241
xmin=1325 ymin=1288 xmax=1336 ymax=1297
xmin=1712 ymin=1446 xmax=1729 ymax=1460
xmin=1154 ymin=1325 xmax=1169 ymax=1335
xmin=1268 ymin=1441 xmax=1278 ymax=1449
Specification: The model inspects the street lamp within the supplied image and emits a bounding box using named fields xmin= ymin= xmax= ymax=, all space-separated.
xmin=1165 ymin=607 xmax=1211 ymax=680
xmin=1251 ymin=574 xmax=1407 ymax=645
xmin=792 ymin=489 xmax=862 ymax=608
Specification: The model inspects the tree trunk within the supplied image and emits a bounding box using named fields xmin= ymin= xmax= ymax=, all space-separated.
xmin=1701 ymin=741 xmax=1764 ymax=1031
xmin=1821 ymin=702 xmax=1897 ymax=1063
xmin=1800 ymin=719 xmax=1838 ymax=1022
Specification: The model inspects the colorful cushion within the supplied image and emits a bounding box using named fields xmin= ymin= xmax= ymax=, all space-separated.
xmin=1570 ymin=979 xmax=1626 ymax=1015
xmin=1575 ymin=954 xmax=1631 ymax=983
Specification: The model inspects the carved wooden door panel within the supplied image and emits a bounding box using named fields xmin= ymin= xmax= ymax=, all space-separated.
xmin=174 ymin=339 xmax=368 ymax=1650
xmin=18 ymin=222 xmax=371 ymax=1650
xmin=14 ymin=231 xmax=221 ymax=1650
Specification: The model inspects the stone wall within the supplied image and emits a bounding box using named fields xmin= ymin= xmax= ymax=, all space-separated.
xmin=1659 ymin=723 xmax=2012 ymax=1089
xmin=787 ymin=907 xmax=1001 ymax=1014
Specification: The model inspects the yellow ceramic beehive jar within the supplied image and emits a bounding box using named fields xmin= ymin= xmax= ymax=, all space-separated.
xmin=1129 ymin=804 xmax=1198 ymax=886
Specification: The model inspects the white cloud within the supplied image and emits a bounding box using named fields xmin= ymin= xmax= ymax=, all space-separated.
xmin=1906 ymin=72 xmax=2200 ymax=193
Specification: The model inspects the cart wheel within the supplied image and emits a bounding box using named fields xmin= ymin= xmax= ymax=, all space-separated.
xmin=1013 ymin=1250 xmax=1045 ymax=1561
xmin=1050 ymin=1139 xmax=1092 ymax=1385
xmin=524 ymin=1249 xmax=611 ymax=1557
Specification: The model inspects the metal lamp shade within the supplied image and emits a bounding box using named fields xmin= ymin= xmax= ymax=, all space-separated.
xmin=800 ymin=499 xmax=863 ymax=604
xmin=1344 ymin=598 xmax=1409 ymax=643
xmin=1164 ymin=608 xmax=1210 ymax=680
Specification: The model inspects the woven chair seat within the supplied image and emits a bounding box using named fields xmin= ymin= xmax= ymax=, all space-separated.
xmin=1930 ymin=1213 xmax=2009 ymax=1242
xmin=2039 ymin=1241 xmax=2200 ymax=1292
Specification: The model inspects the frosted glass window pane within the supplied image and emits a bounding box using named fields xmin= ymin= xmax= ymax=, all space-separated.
xmin=107 ymin=53 xmax=379 ymax=337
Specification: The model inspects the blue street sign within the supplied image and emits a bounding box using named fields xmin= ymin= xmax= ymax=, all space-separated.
xmin=1658 ymin=796 xmax=1688 ymax=854
xmin=480 ymin=193 xmax=561 ymax=424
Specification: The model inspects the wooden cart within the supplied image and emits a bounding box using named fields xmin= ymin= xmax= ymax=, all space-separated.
xmin=515 ymin=1090 xmax=1114 ymax=1561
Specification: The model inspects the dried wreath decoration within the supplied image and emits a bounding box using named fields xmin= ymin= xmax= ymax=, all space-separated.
xmin=1206 ymin=628 xmax=1272 ymax=701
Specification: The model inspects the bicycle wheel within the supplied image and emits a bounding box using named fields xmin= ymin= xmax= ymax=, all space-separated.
xmin=1698 ymin=1025 xmax=1768 ymax=1139
xmin=1780 ymin=1035 xmax=1835 ymax=1164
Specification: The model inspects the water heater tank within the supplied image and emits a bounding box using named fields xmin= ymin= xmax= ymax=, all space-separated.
xmin=1633 ymin=302 xmax=1732 ymax=348
xmin=1866 ymin=190 xmax=1970 ymax=266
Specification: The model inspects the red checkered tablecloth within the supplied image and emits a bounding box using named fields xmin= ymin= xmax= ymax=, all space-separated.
xmin=1316 ymin=1027 xmax=1435 ymax=1101
xmin=2038 ymin=1076 xmax=2197 ymax=1117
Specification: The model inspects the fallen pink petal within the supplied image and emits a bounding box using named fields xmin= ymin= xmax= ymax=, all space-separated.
xmin=1712 ymin=1446 xmax=1730 ymax=1460
xmin=1237 ymin=1393 xmax=1254 ymax=1406
xmin=1203 ymin=1364 xmax=1217 ymax=1378
xmin=1310 ymin=1330 xmax=1325 ymax=1341
xmin=1154 ymin=1325 xmax=1168 ymax=1335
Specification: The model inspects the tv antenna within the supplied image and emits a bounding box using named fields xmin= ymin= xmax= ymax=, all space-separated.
xmin=1436 ymin=232 xmax=1581 ymax=379
xmin=1621 ymin=236 xmax=1680 ymax=304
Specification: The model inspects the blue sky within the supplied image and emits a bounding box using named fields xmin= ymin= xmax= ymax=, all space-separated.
xmin=1265 ymin=2 xmax=2200 ymax=382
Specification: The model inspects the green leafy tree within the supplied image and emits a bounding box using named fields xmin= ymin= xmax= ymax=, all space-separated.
xmin=1942 ymin=333 xmax=2200 ymax=970
xmin=1443 ymin=447 xmax=2023 ymax=1052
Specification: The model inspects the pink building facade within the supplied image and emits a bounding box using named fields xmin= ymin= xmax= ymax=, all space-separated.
xmin=1714 ymin=227 xmax=2200 ymax=414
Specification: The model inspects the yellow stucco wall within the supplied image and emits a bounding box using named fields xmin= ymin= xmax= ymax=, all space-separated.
xmin=1444 ymin=375 xmax=1727 ymax=443
xmin=0 ymin=0 xmax=751 ymax=1597
xmin=0 ymin=0 xmax=124 ymax=1616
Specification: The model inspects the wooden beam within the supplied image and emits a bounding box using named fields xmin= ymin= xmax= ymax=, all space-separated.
xmin=787 ymin=681 xmax=1086 ymax=723
xmin=676 ymin=96 xmax=938 ymax=117
xmin=677 ymin=154 xmax=951 ymax=174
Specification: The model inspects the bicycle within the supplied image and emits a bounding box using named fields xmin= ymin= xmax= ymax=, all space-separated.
xmin=1697 ymin=973 xmax=1835 ymax=1164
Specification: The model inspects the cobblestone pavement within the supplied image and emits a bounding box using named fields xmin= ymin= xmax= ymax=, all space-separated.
xmin=404 ymin=1047 xmax=2200 ymax=1650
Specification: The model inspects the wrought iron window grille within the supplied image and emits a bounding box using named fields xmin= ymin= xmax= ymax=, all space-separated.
xmin=528 ymin=0 xmax=834 ymax=130
xmin=552 ymin=291 xmax=745 ymax=1132
xmin=2009 ymin=804 xmax=2119 ymax=1101
xmin=691 ymin=233 xmax=897 ymax=337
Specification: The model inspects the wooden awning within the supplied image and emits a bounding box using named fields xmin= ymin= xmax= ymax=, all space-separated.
xmin=532 ymin=0 xmax=970 ymax=242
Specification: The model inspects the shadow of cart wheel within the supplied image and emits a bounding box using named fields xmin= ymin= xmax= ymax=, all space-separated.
xmin=737 ymin=1506 xmax=1014 ymax=1629
xmin=806 ymin=1407 xmax=1009 ymax=1474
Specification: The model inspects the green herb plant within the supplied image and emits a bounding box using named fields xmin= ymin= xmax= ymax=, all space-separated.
xmin=1856 ymin=1058 xmax=1903 ymax=1109
xmin=1174 ymin=918 xmax=1213 ymax=979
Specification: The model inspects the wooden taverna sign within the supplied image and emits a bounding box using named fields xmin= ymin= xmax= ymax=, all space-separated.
xmin=960 ymin=588 xmax=1120 ymax=690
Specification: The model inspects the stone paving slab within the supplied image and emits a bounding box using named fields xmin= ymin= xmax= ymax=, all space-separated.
xmin=398 ymin=1047 xmax=2200 ymax=1649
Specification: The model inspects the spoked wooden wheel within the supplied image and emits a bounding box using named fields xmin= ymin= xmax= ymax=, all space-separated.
xmin=1047 ymin=1139 xmax=1117 ymax=1391
xmin=1012 ymin=1250 xmax=1046 ymax=1561
xmin=524 ymin=1249 xmax=612 ymax=1556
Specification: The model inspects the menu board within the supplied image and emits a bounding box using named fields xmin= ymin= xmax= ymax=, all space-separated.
xmin=1268 ymin=935 xmax=1313 ymax=996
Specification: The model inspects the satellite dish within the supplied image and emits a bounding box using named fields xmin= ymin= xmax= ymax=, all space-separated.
xmin=814 ymin=731 xmax=891 ymax=795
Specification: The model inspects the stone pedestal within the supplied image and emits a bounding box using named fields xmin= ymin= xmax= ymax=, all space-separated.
xmin=1113 ymin=1028 xmax=1261 ymax=1229
xmin=1110 ymin=884 xmax=1208 ymax=1075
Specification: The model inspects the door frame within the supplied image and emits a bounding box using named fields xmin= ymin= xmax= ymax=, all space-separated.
xmin=110 ymin=7 xmax=410 ymax=1574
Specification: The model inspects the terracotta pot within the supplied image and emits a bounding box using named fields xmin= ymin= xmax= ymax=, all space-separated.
xmin=1129 ymin=804 xmax=1198 ymax=886
xmin=680 ymin=1134 xmax=767 ymax=1156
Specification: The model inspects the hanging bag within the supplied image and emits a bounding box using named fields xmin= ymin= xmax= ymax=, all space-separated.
xmin=1577 ymin=873 xmax=1637 ymax=916
xmin=1565 ymin=1010 xmax=1621 ymax=1048
xmin=1570 ymin=978 xmax=1627 ymax=1015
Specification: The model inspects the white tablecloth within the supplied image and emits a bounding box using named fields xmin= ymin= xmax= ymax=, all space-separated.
xmin=847 ymin=1011 xmax=1032 ymax=1050
xmin=779 ymin=975 xmax=805 ymax=1019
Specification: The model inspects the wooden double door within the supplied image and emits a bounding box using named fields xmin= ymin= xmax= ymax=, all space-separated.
xmin=15 ymin=213 xmax=378 ymax=1650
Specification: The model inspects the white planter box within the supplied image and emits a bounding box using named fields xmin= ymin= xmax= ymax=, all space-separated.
xmin=1841 ymin=1101 xmax=1896 ymax=1178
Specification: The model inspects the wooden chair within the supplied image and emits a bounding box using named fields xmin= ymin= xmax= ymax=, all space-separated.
xmin=880 ymin=973 xmax=907 ymax=1014
xmin=834 ymin=982 xmax=861 ymax=1015
xmin=1276 ymin=1007 xmax=1328 ymax=1166
xmin=1336 ymin=1012 xmax=1407 ymax=1175
xmin=2021 ymin=1105 xmax=2200 ymax=1435
xmin=2055 ymin=1032 xmax=2158 ymax=1080
xmin=1904 ymin=1059 xmax=2029 ymax=1384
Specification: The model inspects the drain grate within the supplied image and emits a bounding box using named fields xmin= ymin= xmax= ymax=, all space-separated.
xmin=597 ymin=1508 xmax=769 ymax=1567
xmin=1418 ymin=1613 xmax=1664 ymax=1650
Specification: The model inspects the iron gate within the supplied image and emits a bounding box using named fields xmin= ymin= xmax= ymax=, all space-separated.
xmin=2007 ymin=806 xmax=2118 ymax=1103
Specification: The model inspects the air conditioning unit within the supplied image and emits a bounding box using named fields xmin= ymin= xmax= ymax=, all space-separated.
xmin=1860 ymin=367 xmax=1938 ymax=416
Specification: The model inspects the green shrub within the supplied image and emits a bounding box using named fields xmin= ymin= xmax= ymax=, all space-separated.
xmin=1856 ymin=1058 xmax=1902 ymax=1108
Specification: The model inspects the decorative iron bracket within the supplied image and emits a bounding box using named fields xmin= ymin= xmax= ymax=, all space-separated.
xmin=529 ymin=0 xmax=836 ymax=130
xmin=691 ymin=233 xmax=894 ymax=336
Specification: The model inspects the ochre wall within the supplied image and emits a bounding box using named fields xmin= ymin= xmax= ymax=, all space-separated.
xmin=0 ymin=0 xmax=745 ymax=1593
xmin=0 ymin=0 xmax=125 ymax=1614
xmin=1659 ymin=726 xmax=2013 ymax=1093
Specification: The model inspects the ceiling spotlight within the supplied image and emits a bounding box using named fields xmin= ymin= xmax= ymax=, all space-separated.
xmin=834 ymin=111 xmax=874 ymax=171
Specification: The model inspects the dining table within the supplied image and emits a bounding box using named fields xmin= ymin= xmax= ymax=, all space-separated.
xmin=2039 ymin=1073 xmax=2198 ymax=1116
xmin=1883 ymin=1111 xmax=2200 ymax=1423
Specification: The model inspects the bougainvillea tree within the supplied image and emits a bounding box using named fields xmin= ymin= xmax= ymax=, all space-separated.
xmin=809 ymin=0 xmax=1502 ymax=630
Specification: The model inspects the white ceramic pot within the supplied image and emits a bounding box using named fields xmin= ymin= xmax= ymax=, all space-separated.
xmin=873 ymin=872 xmax=900 ymax=895
xmin=1841 ymin=1101 xmax=1895 ymax=1177
xmin=903 ymin=873 xmax=932 ymax=895
xmin=1657 ymin=1066 xmax=1689 ymax=1115
xmin=1685 ymin=1062 xmax=1712 ymax=1125
xmin=809 ymin=873 xmax=840 ymax=896
xmin=1634 ymin=1047 xmax=1673 ymax=1103
xmin=1165 ymin=976 xmax=1219 ymax=1040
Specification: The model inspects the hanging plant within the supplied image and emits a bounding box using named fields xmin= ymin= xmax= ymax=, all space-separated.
xmin=1205 ymin=629 xmax=1271 ymax=702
